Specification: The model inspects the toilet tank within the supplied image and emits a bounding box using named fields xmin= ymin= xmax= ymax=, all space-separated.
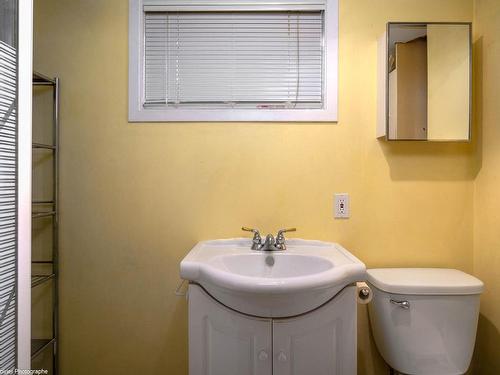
xmin=366 ymin=268 xmax=483 ymax=375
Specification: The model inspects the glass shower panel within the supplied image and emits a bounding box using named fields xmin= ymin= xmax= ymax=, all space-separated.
xmin=0 ymin=0 xmax=18 ymax=370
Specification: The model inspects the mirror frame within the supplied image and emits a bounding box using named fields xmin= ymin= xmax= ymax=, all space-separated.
xmin=385 ymin=22 xmax=472 ymax=142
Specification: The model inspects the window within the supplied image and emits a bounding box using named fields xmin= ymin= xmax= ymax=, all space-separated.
xmin=129 ymin=0 xmax=338 ymax=122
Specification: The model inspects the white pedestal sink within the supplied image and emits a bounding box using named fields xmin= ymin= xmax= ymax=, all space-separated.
xmin=181 ymin=238 xmax=366 ymax=317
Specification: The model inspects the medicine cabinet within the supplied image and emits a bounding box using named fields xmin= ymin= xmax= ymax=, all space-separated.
xmin=377 ymin=22 xmax=472 ymax=141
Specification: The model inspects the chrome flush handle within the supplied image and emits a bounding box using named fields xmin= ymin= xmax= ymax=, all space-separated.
xmin=390 ymin=299 xmax=410 ymax=309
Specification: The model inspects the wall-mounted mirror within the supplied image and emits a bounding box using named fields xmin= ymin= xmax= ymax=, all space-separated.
xmin=377 ymin=22 xmax=471 ymax=141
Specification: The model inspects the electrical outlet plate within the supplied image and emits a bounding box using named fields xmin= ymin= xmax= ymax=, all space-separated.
xmin=334 ymin=193 xmax=350 ymax=219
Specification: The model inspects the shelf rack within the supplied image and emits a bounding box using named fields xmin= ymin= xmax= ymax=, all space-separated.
xmin=32 ymin=71 xmax=59 ymax=374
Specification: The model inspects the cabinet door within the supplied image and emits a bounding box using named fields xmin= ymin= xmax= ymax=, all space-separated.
xmin=188 ymin=285 xmax=272 ymax=375
xmin=273 ymin=286 xmax=356 ymax=375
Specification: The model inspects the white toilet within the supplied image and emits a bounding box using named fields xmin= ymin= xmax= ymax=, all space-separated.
xmin=366 ymin=268 xmax=484 ymax=375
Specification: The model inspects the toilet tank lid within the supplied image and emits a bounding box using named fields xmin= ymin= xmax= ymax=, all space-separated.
xmin=366 ymin=268 xmax=484 ymax=295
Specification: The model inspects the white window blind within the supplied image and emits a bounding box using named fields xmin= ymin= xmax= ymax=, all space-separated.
xmin=144 ymin=11 xmax=324 ymax=109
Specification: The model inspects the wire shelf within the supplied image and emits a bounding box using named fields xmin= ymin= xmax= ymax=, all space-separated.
xmin=32 ymin=142 xmax=56 ymax=150
xmin=33 ymin=71 xmax=56 ymax=86
xmin=31 ymin=338 xmax=56 ymax=359
xmin=32 ymin=201 xmax=55 ymax=206
xmin=32 ymin=211 xmax=56 ymax=219
xmin=31 ymin=274 xmax=55 ymax=288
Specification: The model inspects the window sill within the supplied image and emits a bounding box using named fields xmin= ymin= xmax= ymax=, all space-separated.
xmin=128 ymin=107 xmax=338 ymax=123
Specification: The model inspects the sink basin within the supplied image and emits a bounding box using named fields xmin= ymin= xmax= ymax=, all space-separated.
xmin=215 ymin=253 xmax=333 ymax=278
xmin=180 ymin=238 xmax=366 ymax=317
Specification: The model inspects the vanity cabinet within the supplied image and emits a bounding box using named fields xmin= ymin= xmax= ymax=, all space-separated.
xmin=188 ymin=285 xmax=356 ymax=375
xmin=188 ymin=285 xmax=272 ymax=375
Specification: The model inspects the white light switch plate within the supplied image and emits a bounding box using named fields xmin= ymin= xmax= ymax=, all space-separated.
xmin=334 ymin=193 xmax=350 ymax=219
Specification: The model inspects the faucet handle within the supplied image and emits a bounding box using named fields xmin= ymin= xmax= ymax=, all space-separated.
xmin=242 ymin=226 xmax=260 ymax=235
xmin=276 ymin=228 xmax=296 ymax=238
xmin=275 ymin=228 xmax=296 ymax=250
xmin=242 ymin=227 xmax=262 ymax=249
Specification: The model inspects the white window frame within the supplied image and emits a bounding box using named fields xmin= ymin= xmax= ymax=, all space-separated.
xmin=128 ymin=0 xmax=338 ymax=122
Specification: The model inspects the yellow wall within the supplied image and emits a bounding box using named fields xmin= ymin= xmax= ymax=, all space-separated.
xmin=472 ymin=0 xmax=500 ymax=373
xmin=33 ymin=0 xmax=476 ymax=374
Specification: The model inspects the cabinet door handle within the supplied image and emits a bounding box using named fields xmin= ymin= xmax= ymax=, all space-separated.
xmin=258 ymin=350 xmax=268 ymax=361
xmin=278 ymin=351 xmax=287 ymax=362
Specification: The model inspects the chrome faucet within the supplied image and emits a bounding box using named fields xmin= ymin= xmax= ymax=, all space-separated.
xmin=242 ymin=227 xmax=296 ymax=251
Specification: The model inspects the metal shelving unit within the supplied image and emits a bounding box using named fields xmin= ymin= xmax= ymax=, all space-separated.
xmin=32 ymin=71 xmax=59 ymax=374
